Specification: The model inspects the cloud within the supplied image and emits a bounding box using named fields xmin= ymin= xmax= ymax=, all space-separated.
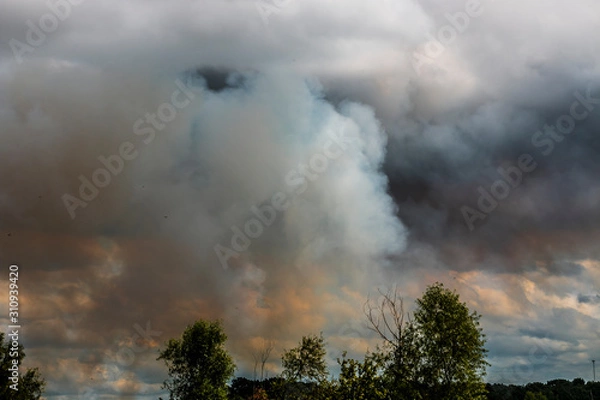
xmin=1 ymin=0 xmax=600 ymax=396
xmin=578 ymin=294 xmax=600 ymax=304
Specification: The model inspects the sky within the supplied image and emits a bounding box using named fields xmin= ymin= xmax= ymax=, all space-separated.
xmin=0 ymin=0 xmax=599 ymax=398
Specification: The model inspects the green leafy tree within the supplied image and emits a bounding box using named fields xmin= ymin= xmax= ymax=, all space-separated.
xmin=228 ymin=377 xmax=256 ymax=400
xmin=412 ymin=283 xmax=489 ymax=400
xmin=281 ymin=333 xmax=328 ymax=399
xmin=336 ymin=351 xmax=388 ymax=400
xmin=281 ymin=333 xmax=327 ymax=383
xmin=0 ymin=332 xmax=45 ymax=400
xmin=158 ymin=320 xmax=235 ymax=400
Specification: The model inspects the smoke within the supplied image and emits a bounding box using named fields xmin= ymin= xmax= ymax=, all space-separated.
xmin=2 ymin=0 xmax=600 ymax=394
xmin=0 ymin=58 xmax=406 ymax=392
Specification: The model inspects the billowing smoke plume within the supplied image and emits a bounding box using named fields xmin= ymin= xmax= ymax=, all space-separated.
xmin=0 ymin=60 xmax=405 ymax=395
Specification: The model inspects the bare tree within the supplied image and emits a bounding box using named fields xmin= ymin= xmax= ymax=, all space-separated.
xmin=364 ymin=286 xmax=419 ymax=399
xmin=252 ymin=339 xmax=274 ymax=381
xmin=364 ymin=286 xmax=407 ymax=350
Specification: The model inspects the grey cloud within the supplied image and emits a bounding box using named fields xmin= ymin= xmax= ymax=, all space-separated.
xmin=577 ymin=294 xmax=600 ymax=304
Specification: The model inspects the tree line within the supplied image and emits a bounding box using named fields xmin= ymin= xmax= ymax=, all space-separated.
xmin=158 ymin=283 xmax=490 ymax=399
xmin=1 ymin=282 xmax=596 ymax=399
xmin=486 ymin=379 xmax=600 ymax=400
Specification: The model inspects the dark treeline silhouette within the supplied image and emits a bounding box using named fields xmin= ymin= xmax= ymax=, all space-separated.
xmin=486 ymin=379 xmax=600 ymax=400
xmin=228 ymin=378 xmax=600 ymax=400
xmin=0 ymin=332 xmax=45 ymax=399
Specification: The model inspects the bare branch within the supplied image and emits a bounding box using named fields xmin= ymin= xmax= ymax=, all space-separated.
xmin=259 ymin=340 xmax=274 ymax=380
xmin=364 ymin=286 xmax=407 ymax=350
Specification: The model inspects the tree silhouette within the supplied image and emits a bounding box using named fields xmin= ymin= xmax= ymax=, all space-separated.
xmin=158 ymin=320 xmax=235 ymax=400
xmin=412 ymin=283 xmax=489 ymax=399
xmin=0 ymin=332 xmax=45 ymax=400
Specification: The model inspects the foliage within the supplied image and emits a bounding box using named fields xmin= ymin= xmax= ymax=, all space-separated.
xmin=199 ymin=283 xmax=600 ymax=400
xmin=228 ymin=377 xmax=258 ymax=400
xmin=0 ymin=332 xmax=45 ymax=400
xmin=364 ymin=282 xmax=488 ymax=399
xmin=281 ymin=333 xmax=327 ymax=383
xmin=411 ymin=282 xmax=489 ymax=399
xmin=524 ymin=391 xmax=548 ymax=400
xmin=229 ymin=377 xmax=286 ymax=400
xmin=280 ymin=333 xmax=329 ymax=399
xmin=487 ymin=379 xmax=600 ymax=400
xmin=381 ymin=323 xmax=422 ymax=400
xmin=249 ymin=387 xmax=269 ymax=400
xmin=158 ymin=319 xmax=235 ymax=400
xmin=336 ymin=350 xmax=388 ymax=400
